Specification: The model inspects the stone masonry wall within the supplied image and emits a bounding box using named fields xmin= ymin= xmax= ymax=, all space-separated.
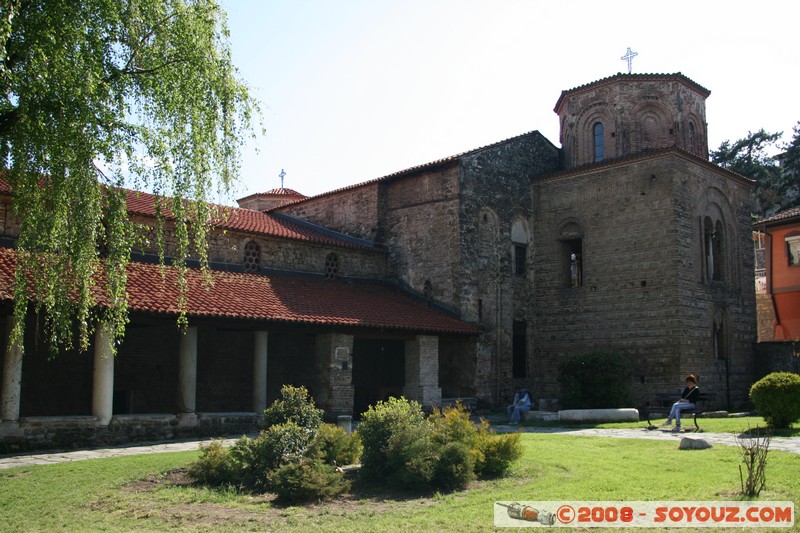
xmin=129 ymin=215 xmax=387 ymax=279
xmin=383 ymin=164 xmax=463 ymax=309
xmin=558 ymin=76 xmax=709 ymax=168
xmin=532 ymin=152 xmax=755 ymax=409
xmin=277 ymin=184 xmax=382 ymax=242
xmin=457 ymin=132 xmax=560 ymax=404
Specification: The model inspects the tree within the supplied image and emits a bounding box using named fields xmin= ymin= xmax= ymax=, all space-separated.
xmin=710 ymin=129 xmax=782 ymax=216
xmin=710 ymin=129 xmax=797 ymax=217
xmin=0 ymin=1 xmax=259 ymax=353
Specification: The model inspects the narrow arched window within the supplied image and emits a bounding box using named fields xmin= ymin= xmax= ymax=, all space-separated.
xmin=688 ymin=122 xmax=696 ymax=152
xmin=704 ymin=218 xmax=723 ymax=282
xmin=593 ymin=122 xmax=604 ymax=162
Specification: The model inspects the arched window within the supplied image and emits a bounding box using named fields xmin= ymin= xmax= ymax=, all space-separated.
xmin=511 ymin=219 xmax=529 ymax=277
xmin=324 ymin=252 xmax=339 ymax=280
xmin=593 ymin=122 xmax=604 ymax=162
xmin=559 ymin=221 xmax=584 ymax=288
xmin=688 ymin=122 xmax=696 ymax=152
xmin=243 ymin=240 xmax=261 ymax=273
xmin=704 ymin=217 xmax=723 ymax=282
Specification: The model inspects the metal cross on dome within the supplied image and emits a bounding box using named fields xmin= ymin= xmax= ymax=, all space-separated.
xmin=279 ymin=168 xmax=286 ymax=188
xmin=621 ymin=47 xmax=638 ymax=74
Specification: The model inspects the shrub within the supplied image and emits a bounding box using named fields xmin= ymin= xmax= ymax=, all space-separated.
xmin=431 ymin=402 xmax=481 ymax=449
xmin=188 ymin=439 xmax=243 ymax=487
xmin=268 ymin=459 xmax=350 ymax=503
xmin=306 ymin=423 xmax=363 ymax=466
xmin=262 ymin=385 xmax=323 ymax=431
xmin=557 ymin=350 xmax=632 ymax=409
xmin=385 ymin=423 xmax=438 ymax=490
xmin=433 ymin=441 xmax=476 ymax=490
xmin=357 ymin=396 xmax=428 ymax=481
xmin=229 ymin=422 xmax=313 ymax=489
xmin=476 ymin=430 xmax=523 ymax=476
xmin=750 ymin=372 xmax=800 ymax=429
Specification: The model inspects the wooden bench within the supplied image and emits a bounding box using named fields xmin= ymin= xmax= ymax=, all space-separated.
xmin=642 ymin=392 xmax=714 ymax=431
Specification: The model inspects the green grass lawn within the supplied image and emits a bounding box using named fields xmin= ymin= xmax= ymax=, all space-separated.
xmin=1 ymin=431 xmax=798 ymax=532
xmin=512 ymin=415 xmax=800 ymax=437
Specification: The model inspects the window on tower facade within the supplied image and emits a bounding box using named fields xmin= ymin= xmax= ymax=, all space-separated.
xmin=688 ymin=122 xmax=697 ymax=152
xmin=512 ymin=320 xmax=527 ymax=378
xmin=593 ymin=122 xmax=604 ymax=162
xmin=563 ymin=239 xmax=583 ymax=287
xmin=704 ymin=217 xmax=724 ymax=282
xmin=514 ymin=244 xmax=527 ymax=276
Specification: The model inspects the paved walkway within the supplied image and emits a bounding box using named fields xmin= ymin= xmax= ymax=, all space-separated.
xmin=1 ymin=426 xmax=798 ymax=470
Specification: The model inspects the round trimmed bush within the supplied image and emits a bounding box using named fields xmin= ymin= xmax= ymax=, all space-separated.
xmin=557 ymin=350 xmax=632 ymax=409
xmin=750 ymin=372 xmax=800 ymax=429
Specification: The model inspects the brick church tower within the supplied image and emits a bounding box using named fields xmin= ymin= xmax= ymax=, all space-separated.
xmin=531 ymin=73 xmax=754 ymax=409
xmin=555 ymin=73 xmax=710 ymax=167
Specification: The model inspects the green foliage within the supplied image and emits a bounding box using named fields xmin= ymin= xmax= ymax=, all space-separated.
xmin=228 ymin=422 xmax=313 ymax=490
xmin=359 ymin=399 xmax=522 ymax=491
xmin=1 ymin=0 xmax=259 ymax=352
xmin=711 ymin=127 xmax=800 ymax=216
xmin=268 ymin=459 xmax=350 ymax=503
xmin=475 ymin=429 xmax=523 ymax=476
xmin=305 ymin=423 xmax=362 ymax=466
xmin=750 ymin=372 xmax=800 ymax=429
xmin=357 ymin=396 xmax=428 ymax=481
xmin=385 ymin=423 xmax=437 ymax=490
xmin=557 ymin=350 xmax=632 ymax=409
xmin=433 ymin=442 xmax=476 ymax=490
xmin=187 ymin=438 xmax=243 ymax=488
xmin=262 ymin=385 xmax=324 ymax=432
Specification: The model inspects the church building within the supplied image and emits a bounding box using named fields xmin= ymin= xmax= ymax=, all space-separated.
xmin=0 ymin=72 xmax=756 ymax=448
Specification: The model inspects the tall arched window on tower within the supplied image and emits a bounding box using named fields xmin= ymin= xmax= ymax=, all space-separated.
xmin=593 ymin=122 xmax=604 ymax=162
xmin=688 ymin=122 xmax=697 ymax=153
xmin=704 ymin=217 xmax=724 ymax=282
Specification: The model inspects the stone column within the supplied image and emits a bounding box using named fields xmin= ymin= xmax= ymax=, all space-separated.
xmin=177 ymin=326 xmax=198 ymax=428
xmin=403 ymin=335 xmax=442 ymax=407
xmin=314 ymin=334 xmax=354 ymax=417
xmin=92 ymin=322 xmax=115 ymax=426
xmin=252 ymin=330 xmax=268 ymax=415
xmin=1 ymin=316 xmax=23 ymax=423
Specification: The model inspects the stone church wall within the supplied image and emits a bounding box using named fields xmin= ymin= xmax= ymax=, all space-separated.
xmin=532 ymin=153 xmax=754 ymax=409
xmin=277 ymin=183 xmax=382 ymax=242
xmin=457 ymin=133 xmax=560 ymax=403
xmin=130 ymin=215 xmax=387 ymax=280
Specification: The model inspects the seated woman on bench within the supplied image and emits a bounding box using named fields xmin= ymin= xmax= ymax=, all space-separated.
xmin=662 ymin=374 xmax=699 ymax=432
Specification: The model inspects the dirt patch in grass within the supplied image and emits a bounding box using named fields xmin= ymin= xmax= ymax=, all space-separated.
xmin=114 ymin=467 xmax=448 ymax=529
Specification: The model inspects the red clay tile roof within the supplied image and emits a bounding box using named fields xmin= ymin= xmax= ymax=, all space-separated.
xmin=0 ymin=247 xmax=478 ymax=335
xmin=0 ymin=176 xmax=372 ymax=250
xmin=236 ymin=187 xmax=307 ymax=203
xmin=753 ymin=206 xmax=800 ymax=227
xmin=270 ymin=131 xmax=557 ymax=209
xmin=123 ymin=188 xmax=372 ymax=249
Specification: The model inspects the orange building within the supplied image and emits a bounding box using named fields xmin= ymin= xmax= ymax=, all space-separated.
xmin=754 ymin=206 xmax=800 ymax=341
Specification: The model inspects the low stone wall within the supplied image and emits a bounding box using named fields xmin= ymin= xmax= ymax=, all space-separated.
xmin=0 ymin=412 xmax=260 ymax=454
xmin=558 ymin=408 xmax=640 ymax=423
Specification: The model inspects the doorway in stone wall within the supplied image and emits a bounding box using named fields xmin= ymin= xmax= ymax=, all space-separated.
xmin=352 ymin=338 xmax=405 ymax=419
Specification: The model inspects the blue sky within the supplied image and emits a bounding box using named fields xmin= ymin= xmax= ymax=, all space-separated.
xmin=219 ymin=0 xmax=800 ymax=201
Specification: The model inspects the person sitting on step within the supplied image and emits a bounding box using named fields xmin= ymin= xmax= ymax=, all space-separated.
xmin=507 ymin=386 xmax=531 ymax=424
